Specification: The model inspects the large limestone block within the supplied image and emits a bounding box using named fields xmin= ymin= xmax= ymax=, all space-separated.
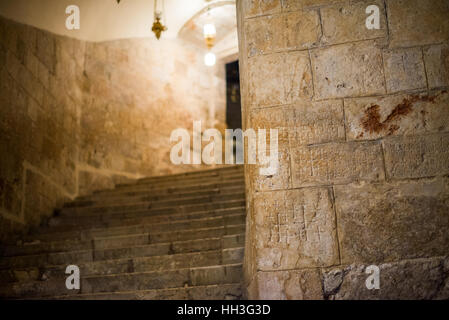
xmin=345 ymin=90 xmax=449 ymax=140
xmin=253 ymin=188 xmax=339 ymax=270
xmin=424 ymin=44 xmax=449 ymax=89
xmin=244 ymin=8 xmax=321 ymax=56
xmin=286 ymin=99 xmax=345 ymax=146
xmin=323 ymin=257 xmax=449 ymax=299
xmin=383 ymin=47 xmax=427 ymax=93
xmin=311 ymin=40 xmax=386 ymax=100
xmin=291 ymin=141 xmax=385 ymax=187
xmin=383 ymin=133 xmax=449 ymax=179
xmin=248 ymin=51 xmax=313 ymax=108
xmin=245 ymin=14 xmax=284 ymax=57
xmin=284 ymin=9 xmax=321 ymax=50
xmin=321 ymin=0 xmax=387 ymax=45
xmin=387 ymin=0 xmax=449 ymax=48
xmin=255 ymin=269 xmax=324 ymax=299
xmin=334 ymin=179 xmax=449 ymax=264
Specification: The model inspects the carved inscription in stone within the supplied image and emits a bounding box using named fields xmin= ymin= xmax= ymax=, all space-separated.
xmin=383 ymin=133 xmax=449 ymax=179
xmin=286 ymin=99 xmax=345 ymax=146
xmin=254 ymin=188 xmax=339 ymax=270
xmin=291 ymin=141 xmax=385 ymax=187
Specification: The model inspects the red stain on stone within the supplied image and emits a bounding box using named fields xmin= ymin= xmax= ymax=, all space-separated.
xmin=361 ymin=104 xmax=384 ymax=134
xmin=360 ymin=93 xmax=440 ymax=135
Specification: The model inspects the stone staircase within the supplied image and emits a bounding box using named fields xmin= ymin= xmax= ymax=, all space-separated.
xmin=0 ymin=166 xmax=246 ymax=299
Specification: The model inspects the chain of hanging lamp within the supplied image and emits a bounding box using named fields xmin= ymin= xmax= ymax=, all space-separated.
xmin=117 ymin=0 xmax=167 ymax=39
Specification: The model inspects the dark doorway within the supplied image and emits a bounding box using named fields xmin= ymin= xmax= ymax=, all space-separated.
xmin=225 ymin=60 xmax=242 ymax=130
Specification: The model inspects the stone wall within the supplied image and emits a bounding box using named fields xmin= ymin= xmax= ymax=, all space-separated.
xmin=237 ymin=0 xmax=449 ymax=299
xmin=79 ymin=38 xmax=227 ymax=195
xmin=0 ymin=16 xmax=84 ymax=242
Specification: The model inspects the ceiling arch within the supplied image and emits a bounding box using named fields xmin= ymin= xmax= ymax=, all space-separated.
xmin=178 ymin=1 xmax=238 ymax=59
xmin=0 ymin=0 xmax=236 ymax=42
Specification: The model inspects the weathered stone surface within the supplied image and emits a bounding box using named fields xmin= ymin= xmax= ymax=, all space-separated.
xmin=383 ymin=47 xmax=427 ymax=93
xmin=250 ymin=107 xmax=291 ymax=191
xmin=255 ymin=269 xmax=324 ymax=299
xmin=0 ymin=16 xmax=83 ymax=240
xmin=78 ymin=170 xmax=115 ymax=196
xmin=287 ymin=99 xmax=345 ymax=145
xmin=321 ymin=0 xmax=387 ymax=45
xmin=291 ymin=141 xmax=385 ymax=187
xmin=243 ymin=0 xmax=281 ymax=17
xmin=424 ymin=44 xmax=449 ymax=89
xmin=248 ymin=51 xmax=313 ymax=107
xmin=383 ymin=133 xmax=449 ymax=179
xmin=387 ymin=0 xmax=449 ymax=48
xmin=249 ymin=141 xmax=291 ymax=191
xmin=82 ymin=38 xmax=224 ymax=178
xmin=324 ymin=257 xmax=448 ymax=299
xmin=245 ymin=15 xmax=283 ymax=57
xmin=253 ymin=188 xmax=339 ymax=270
xmin=425 ymin=90 xmax=449 ymax=133
xmin=239 ymin=0 xmax=449 ymax=301
xmin=284 ymin=9 xmax=321 ymax=50
xmin=36 ymin=29 xmax=56 ymax=74
xmin=335 ymin=179 xmax=449 ymax=264
xmin=345 ymin=90 xmax=449 ymax=140
xmin=311 ymin=41 xmax=386 ymax=100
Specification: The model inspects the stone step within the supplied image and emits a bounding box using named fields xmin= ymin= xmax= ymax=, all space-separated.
xmin=60 ymin=192 xmax=245 ymax=216
xmin=3 ymin=222 xmax=246 ymax=257
xmin=76 ymin=180 xmax=245 ymax=202
xmin=129 ymin=167 xmax=244 ymax=186
xmin=47 ymin=206 xmax=245 ymax=231
xmin=133 ymin=165 xmax=243 ymax=184
xmin=0 ymin=166 xmax=246 ymax=299
xmin=0 ymin=247 xmax=244 ymax=284
xmin=98 ymin=174 xmax=245 ymax=195
xmin=0 ymin=263 xmax=243 ymax=299
xmin=22 ymin=213 xmax=246 ymax=244
xmin=44 ymin=283 xmax=242 ymax=300
xmin=0 ymin=234 xmax=246 ymax=269
xmin=59 ymin=199 xmax=246 ymax=220
xmin=66 ymin=186 xmax=245 ymax=209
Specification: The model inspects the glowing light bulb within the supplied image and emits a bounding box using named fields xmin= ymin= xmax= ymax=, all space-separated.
xmin=204 ymin=52 xmax=216 ymax=66
xmin=203 ymin=23 xmax=216 ymax=38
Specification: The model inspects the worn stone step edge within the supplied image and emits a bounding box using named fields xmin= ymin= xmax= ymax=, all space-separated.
xmin=23 ymin=283 xmax=243 ymax=300
xmin=0 ymin=247 xmax=244 ymax=284
xmin=0 ymin=264 xmax=243 ymax=298
xmin=5 ymin=224 xmax=245 ymax=257
xmin=61 ymin=192 xmax=245 ymax=215
xmin=23 ymin=213 xmax=246 ymax=244
xmin=55 ymin=202 xmax=246 ymax=226
xmin=102 ymin=174 xmax=245 ymax=192
xmin=133 ymin=166 xmax=243 ymax=184
xmin=93 ymin=177 xmax=245 ymax=196
xmin=67 ymin=186 xmax=245 ymax=209
xmin=3 ymin=223 xmax=246 ymax=257
xmin=46 ymin=206 xmax=246 ymax=231
xmin=0 ymin=233 xmax=246 ymax=269
xmin=59 ymin=199 xmax=246 ymax=220
xmin=129 ymin=170 xmax=244 ymax=186
xmin=77 ymin=179 xmax=245 ymax=202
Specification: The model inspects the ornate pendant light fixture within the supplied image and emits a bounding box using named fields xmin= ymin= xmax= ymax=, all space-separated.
xmin=152 ymin=0 xmax=167 ymax=40
xmin=203 ymin=8 xmax=216 ymax=66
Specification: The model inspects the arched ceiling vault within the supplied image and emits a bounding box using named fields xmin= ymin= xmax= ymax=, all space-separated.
xmin=0 ymin=0 xmax=237 ymax=47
